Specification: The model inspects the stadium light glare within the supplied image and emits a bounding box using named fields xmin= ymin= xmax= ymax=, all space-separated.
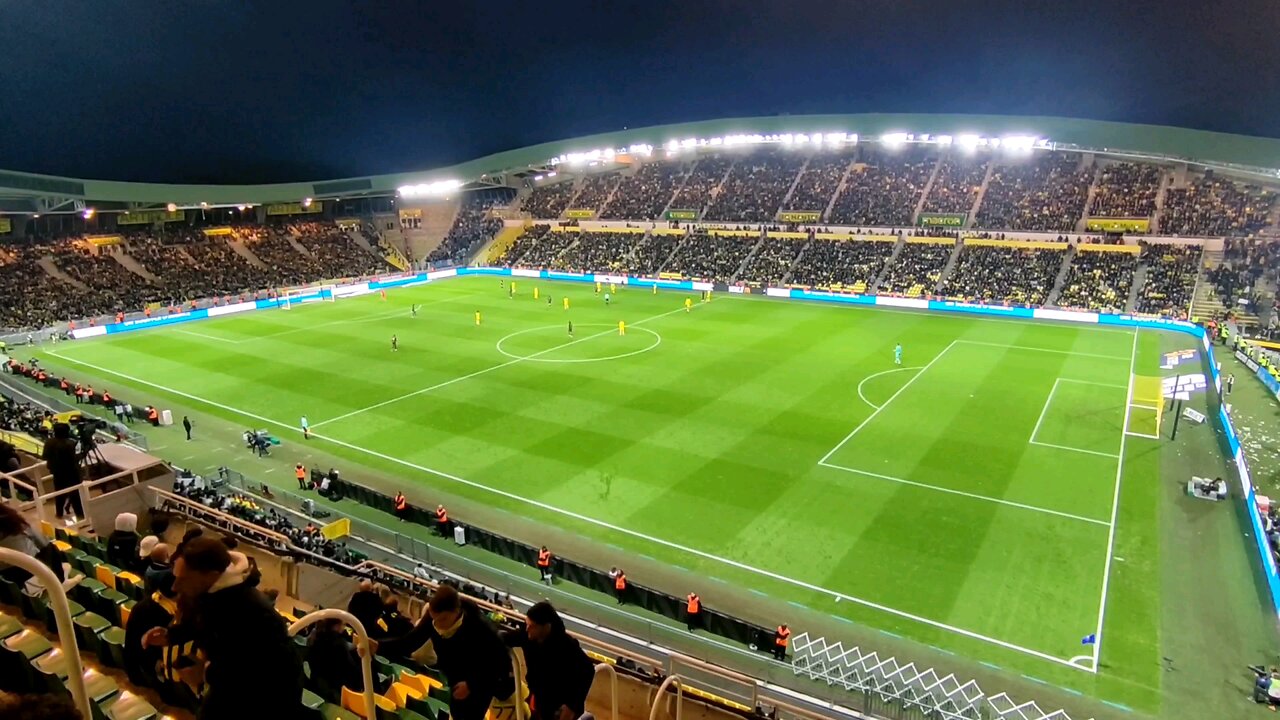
xmin=882 ymin=132 xmax=909 ymax=147
xmin=956 ymin=134 xmax=982 ymax=148
xmin=167 ymin=203 xmax=178 ymax=212
xmin=936 ymin=135 xmax=954 ymax=145
xmin=302 ymin=197 xmax=313 ymax=208
xmin=396 ymin=179 xmax=463 ymax=198
xmin=82 ymin=208 xmax=94 ymax=219
xmin=200 ymin=202 xmax=209 ymax=209
xmin=1001 ymin=135 xmax=1038 ymax=151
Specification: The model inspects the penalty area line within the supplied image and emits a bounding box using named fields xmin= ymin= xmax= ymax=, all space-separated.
xmin=855 ymin=366 xmax=923 ymax=410
xmin=42 ymin=347 xmax=1089 ymax=673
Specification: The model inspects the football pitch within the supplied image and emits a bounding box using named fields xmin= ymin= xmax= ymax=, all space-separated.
xmin=41 ymin=275 xmax=1189 ymax=705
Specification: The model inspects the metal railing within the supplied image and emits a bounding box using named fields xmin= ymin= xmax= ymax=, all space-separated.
xmin=286 ymin=609 xmax=377 ymax=718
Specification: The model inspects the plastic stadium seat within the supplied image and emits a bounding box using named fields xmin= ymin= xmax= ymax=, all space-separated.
xmin=0 ymin=612 xmax=22 ymax=641
xmin=40 ymin=520 xmax=55 ymax=539
xmin=397 ymin=709 xmax=431 ymax=720
xmin=0 ymin=575 xmax=21 ymax=606
xmin=96 ymin=588 xmax=129 ymax=623
xmin=53 ymin=539 xmax=73 ymax=553
xmin=405 ymin=694 xmax=448 ymax=720
xmin=95 ymin=564 xmax=118 ymax=590
xmin=115 ymin=571 xmax=144 ymax=601
xmin=387 ymin=681 xmax=424 ymax=707
xmin=98 ymin=691 xmax=159 ymax=720
xmin=41 ymin=598 xmax=86 ymax=631
xmin=1 ymin=629 xmax=53 ymax=692
xmin=341 ymin=685 xmax=398 ymax=719
xmin=100 ymin=625 xmax=127 ymax=668
xmin=303 ymin=688 xmax=327 ymax=711
xmin=73 ymin=611 xmax=112 ymax=657
xmin=119 ymin=600 xmax=134 ymax=629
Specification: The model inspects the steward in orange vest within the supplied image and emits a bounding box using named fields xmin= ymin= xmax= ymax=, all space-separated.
xmin=146 ymin=406 xmax=159 ymax=426
xmin=685 ymin=593 xmax=702 ymax=631
xmin=612 ymin=568 xmax=627 ymax=605
xmin=435 ymin=505 xmax=449 ymax=536
xmin=295 ymin=464 xmax=308 ymax=490
xmin=772 ymin=624 xmax=790 ymax=660
xmin=537 ymin=546 xmax=553 ymax=585
xmin=393 ymin=492 xmax=409 ymax=521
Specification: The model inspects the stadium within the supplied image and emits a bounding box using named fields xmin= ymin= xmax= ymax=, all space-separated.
xmin=2 ymin=112 xmax=1280 ymax=720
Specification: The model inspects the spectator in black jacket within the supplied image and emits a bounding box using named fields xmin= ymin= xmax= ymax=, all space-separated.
xmin=373 ymin=584 xmax=515 ymax=720
xmin=306 ymin=616 xmax=364 ymax=701
xmin=124 ymin=570 xmax=178 ymax=689
xmin=42 ymin=423 xmax=81 ymax=522
xmin=142 ymin=537 xmax=303 ymax=720
xmin=106 ymin=512 xmax=140 ymax=570
xmin=506 ymin=602 xmax=595 ymax=720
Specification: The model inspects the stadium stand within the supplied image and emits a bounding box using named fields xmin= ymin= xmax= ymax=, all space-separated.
xmin=661 ymin=230 xmax=757 ymax=282
xmin=290 ymin=222 xmax=387 ymax=278
xmin=787 ymin=237 xmax=896 ymax=292
xmin=783 ymin=152 xmax=854 ymax=216
xmin=496 ymin=225 xmax=567 ymax=267
xmin=599 ymin=162 xmax=687 ymax=220
xmin=1088 ymin=162 xmax=1162 ymax=218
xmin=1208 ymin=237 xmax=1277 ymax=313
xmin=738 ymin=236 xmax=807 ymax=286
xmin=567 ymin=173 xmax=622 ymax=214
xmin=428 ymin=194 xmax=506 ymax=264
xmin=878 ymin=240 xmax=954 ymax=297
xmin=1134 ymin=241 xmax=1202 ymax=316
xmin=1161 ymin=175 xmax=1279 ymax=236
xmin=625 ymin=231 xmax=685 ymax=276
xmin=974 ymin=154 xmax=1090 ymax=231
xmin=703 ymin=149 xmax=807 ymax=223
xmin=827 ymin=149 xmax=932 ymax=227
xmin=523 ymin=180 xmax=578 ymax=219
xmin=922 ymin=157 xmax=987 ymax=214
xmin=551 ymin=231 xmax=642 ymax=273
xmin=1055 ymin=247 xmax=1139 ymax=313
xmin=939 ymin=242 xmax=1065 ymax=306
xmin=667 ymin=155 xmax=733 ymax=216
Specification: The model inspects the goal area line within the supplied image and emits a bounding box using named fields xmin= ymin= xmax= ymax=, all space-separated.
xmin=43 ymin=347 xmax=1099 ymax=674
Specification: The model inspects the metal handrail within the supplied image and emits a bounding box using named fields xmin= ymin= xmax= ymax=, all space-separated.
xmin=0 ymin=547 xmax=90 ymax=718
xmin=594 ymin=662 xmax=619 ymax=720
xmin=287 ymin=608 xmax=377 ymax=719
xmin=649 ymin=675 xmax=684 ymax=720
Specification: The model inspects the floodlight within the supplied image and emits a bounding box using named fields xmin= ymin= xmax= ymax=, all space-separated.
xmin=167 ymin=203 xmax=178 ymax=212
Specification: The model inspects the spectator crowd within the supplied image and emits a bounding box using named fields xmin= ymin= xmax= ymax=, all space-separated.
xmin=1056 ymin=249 xmax=1139 ymax=313
xmin=1089 ymin=162 xmax=1161 ymax=218
xmin=939 ymin=244 xmax=1065 ymax=306
xmin=828 ymin=149 xmax=932 ymax=227
xmin=703 ymin=149 xmax=807 ymax=223
xmin=974 ymin=154 xmax=1090 ymax=232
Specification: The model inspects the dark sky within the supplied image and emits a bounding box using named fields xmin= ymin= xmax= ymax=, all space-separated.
xmin=1 ymin=0 xmax=1278 ymax=185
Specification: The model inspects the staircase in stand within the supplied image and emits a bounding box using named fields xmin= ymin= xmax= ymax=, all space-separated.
xmin=698 ymin=159 xmax=737 ymax=221
xmin=730 ymin=232 xmax=766 ymax=284
xmin=822 ymin=157 xmax=858 ymax=224
xmin=911 ymin=157 xmax=944 ymax=226
xmin=781 ymin=239 xmax=813 ymax=285
xmin=869 ymin=234 xmax=907 ymax=294
xmin=1076 ymin=164 xmax=1104 ymax=233
xmin=112 ymin=249 xmax=158 ymax=283
xmin=964 ymin=163 xmax=996 ymax=230
xmin=227 ymin=238 xmax=267 ymax=268
xmin=36 ymin=256 xmax=86 ymax=290
xmin=1044 ymin=245 xmax=1077 ymax=307
xmin=1125 ymin=265 xmax=1148 ymax=314
xmin=932 ymin=239 xmax=965 ymax=294
xmin=283 ymin=230 xmax=315 ymax=259
xmin=775 ymin=156 xmax=811 ymax=217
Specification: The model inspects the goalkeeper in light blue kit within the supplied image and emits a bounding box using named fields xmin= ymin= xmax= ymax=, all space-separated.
xmin=894 ymin=343 xmax=903 ymax=365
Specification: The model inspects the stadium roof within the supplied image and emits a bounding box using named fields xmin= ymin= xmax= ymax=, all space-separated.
xmin=3 ymin=113 xmax=1280 ymax=213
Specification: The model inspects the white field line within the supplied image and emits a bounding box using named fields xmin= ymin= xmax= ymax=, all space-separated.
xmin=818 ymin=340 xmax=958 ymax=465
xmin=1028 ymin=378 xmax=1062 ymax=447
xmin=312 ymin=303 xmax=694 ymax=429
xmin=174 ymin=329 xmax=238 ymax=344
xmin=171 ymin=304 xmax=439 ymax=346
xmin=43 ymin=345 xmax=1091 ymax=672
xmin=1027 ymin=378 xmax=1124 ymax=459
xmin=855 ymin=366 xmax=922 ymax=410
xmin=818 ymin=461 xmax=1110 ymax=527
xmin=954 ymin=340 xmax=1129 ymax=361
xmin=1091 ymin=326 xmax=1140 ymax=672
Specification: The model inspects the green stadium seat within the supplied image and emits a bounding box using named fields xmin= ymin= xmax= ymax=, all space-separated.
xmin=0 ymin=575 xmax=21 ymax=607
xmin=96 ymin=588 xmax=129 ymax=622
xmin=98 ymin=691 xmax=159 ymax=720
xmin=41 ymin=597 xmax=86 ymax=631
xmin=397 ymin=709 xmax=430 ymax=720
xmin=320 ymin=703 xmax=363 ymax=720
xmin=1 ymin=629 xmax=53 ymax=692
xmin=0 ymin=612 xmax=22 ymax=641
xmin=303 ymin=688 xmax=326 ymax=710
xmin=99 ymin=626 xmax=126 ymax=669
xmin=74 ymin=577 xmax=107 ymax=606
xmin=73 ymin=611 xmax=112 ymax=657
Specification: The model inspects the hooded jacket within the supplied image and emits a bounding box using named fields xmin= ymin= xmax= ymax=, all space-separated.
xmin=107 ymin=513 xmax=140 ymax=570
xmin=168 ymin=552 xmax=303 ymax=719
xmin=506 ymin=624 xmax=595 ymax=720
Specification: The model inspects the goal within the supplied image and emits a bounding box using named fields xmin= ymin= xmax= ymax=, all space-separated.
xmin=281 ymin=284 xmax=336 ymax=310
xmin=1125 ymin=375 xmax=1164 ymax=439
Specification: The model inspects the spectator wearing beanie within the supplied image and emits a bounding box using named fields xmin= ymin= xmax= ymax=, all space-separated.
xmin=107 ymin=512 xmax=140 ymax=569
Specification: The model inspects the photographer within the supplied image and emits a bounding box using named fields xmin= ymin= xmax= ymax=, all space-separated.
xmin=41 ymin=422 xmax=82 ymax=522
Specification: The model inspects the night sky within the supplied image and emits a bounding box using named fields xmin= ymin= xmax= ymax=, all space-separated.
xmin=2 ymin=0 xmax=1277 ymax=185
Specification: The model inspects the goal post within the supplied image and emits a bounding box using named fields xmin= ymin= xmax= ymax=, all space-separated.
xmin=281 ymin=284 xmax=337 ymax=310
xmin=1126 ymin=374 xmax=1164 ymax=439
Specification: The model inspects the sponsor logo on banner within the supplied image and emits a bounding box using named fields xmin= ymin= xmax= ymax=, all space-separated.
xmin=917 ymin=212 xmax=966 ymax=227
xmin=123 ymin=311 xmax=193 ymax=328
xmin=426 ymin=269 xmax=457 ymax=280
xmin=765 ymin=287 xmax=790 ymax=298
xmin=728 ymin=286 xmax=745 ymax=294
xmin=1182 ymin=407 xmax=1206 ymax=424
xmin=665 ymin=209 xmax=699 ymax=220
xmin=203 ymin=226 xmax=234 ymax=237
xmin=877 ymin=296 xmax=929 ymax=309
xmin=564 ymin=209 xmax=595 ymax=219
xmin=267 ymin=202 xmax=324 ymax=216
xmin=333 ymin=283 xmax=371 ymax=298
xmin=117 ymin=209 xmax=185 ymax=225
xmin=937 ymin=300 xmax=1024 ymax=314
xmin=593 ymin=274 xmax=627 ymax=284
xmin=69 ymin=326 xmax=108 ymax=340
xmin=86 ymin=234 xmax=123 ymax=247
xmin=1086 ymin=217 xmax=1150 ymax=233
xmin=1256 ymin=366 xmax=1280 ymax=400
xmin=690 ymin=281 xmax=714 ymax=291
xmin=778 ymin=211 xmax=822 ymax=223
xmin=1237 ymin=350 xmax=1260 ymax=372
xmin=1163 ymin=373 xmax=1206 ymax=400
xmin=1161 ymin=349 xmax=1198 ymax=370
xmin=0 ymin=217 xmax=10 ymax=234
xmin=1034 ymin=308 xmax=1099 ymax=324
xmin=398 ymin=208 xmax=423 ymax=220
xmin=511 ymin=268 xmax=541 ymax=278
xmin=207 ymin=302 xmax=256 ymax=317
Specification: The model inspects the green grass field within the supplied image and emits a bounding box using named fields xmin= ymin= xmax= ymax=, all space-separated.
xmin=30 ymin=275 xmax=1244 ymax=714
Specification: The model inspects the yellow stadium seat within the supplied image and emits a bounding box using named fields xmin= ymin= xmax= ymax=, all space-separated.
xmin=397 ymin=671 xmax=441 ymax=696
xmin=39 ymin=521 xmax=54 ymax=540
xmin=341 ymin=685 xmax=396 ymax=718
xmin=52 ymin=540 xmax=72 ymax=553
xmin=387 ymin=681 xmax=423 ymax=707
xmin=94 ymin=565 xmax=116 ymax=590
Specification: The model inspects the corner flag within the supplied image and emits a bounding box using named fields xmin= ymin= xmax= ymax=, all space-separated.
xmin=1081 ymin=633 xmax=1096 ymax=646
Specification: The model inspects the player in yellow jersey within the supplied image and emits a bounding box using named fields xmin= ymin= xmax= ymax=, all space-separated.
xmin=618 ymin=321 xmax=626 ymax=335
xmin=475 ymin=311 xmax=482 ymax=326
xmin=610 ymin=283 xmax=617 ymax=294
xmin=563 ymin=297 xmax=570 ymax=310
xmin=685 ymin=297 xmax=693 ymax=312
xmin=534 ymin=287 xmax=540 ymax=299
xmin=595 ymin=281 xmax=601 ymax=295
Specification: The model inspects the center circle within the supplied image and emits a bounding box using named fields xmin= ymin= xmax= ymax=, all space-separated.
xmin=495 ymin=323 xmax=662 ymax=363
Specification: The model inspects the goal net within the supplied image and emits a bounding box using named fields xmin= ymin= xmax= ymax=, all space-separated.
xmin=1126 ymin=375 xmax=1164 ymax=439
xmin=281 ymin=284 xmax=336 ymax=310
